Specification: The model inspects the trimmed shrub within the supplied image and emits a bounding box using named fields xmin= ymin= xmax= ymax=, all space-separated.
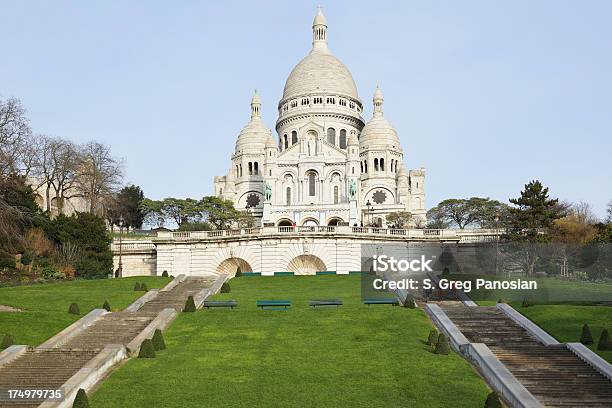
xmin=427 ymin=329 xmax=438 ymax=346
xmin=102 ymin=300 xmax=111 ymax=312
xmin=20 ymin=253 xmax=32 ymax=266
xmin=403 ymin=295 xmax=416 ymax=309
xmin=141 ymin=283 xmax=148 ymax=292
xmin=138 ymin=339 xmax=156 ymax=358
xmin=161 ymin=270 xmax=169 ymax=277
xmin=1 ymin=334 xmax=15 ymax=350
xmin=442 ymin=267 xmax=450 ymax=276
xmin=580 ymin=324 xmax=593 ymax=345
xmin=521 ymin=298 xmax=532 ymax=308
xmin=134 ymin=282 xmax=142 ymax=291
xmin=235 ymin=267 xmax=242 ymax=278
xmin=484 ymin=392 xmax=502 ymax=408
xmin=152 ymin=329 xmax=166 ymax=351
xmin=72 ymin=388 xmax=90 ymax=408
xmin=220 ymin=282 xmax=231 ymax=293
xmin=434 ymin=333 xmax=450 ymax=355
xmin=183 ymin=295 xmax=196 ymax=312
xmin=68 ymin=303 xmax=80 ymax=315
xmin=597 ymin=329 xmax=611 ymax=351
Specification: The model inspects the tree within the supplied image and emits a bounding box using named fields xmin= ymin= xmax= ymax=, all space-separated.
xmin=507 ymin=180 xmax=560 ymax=241
xmin=427 ymin=197 xmax=509 ymax=229
xmin=0 ymin=97 xmax=31 ymax=176
xmin=607 ymin=200 xmax=612 ymax=223
xmin=113 ymin=185 xmax=145 ymax=229
xmin=386 ymin=211 xmax=412 ymax=229
xmin=426 ymin=206 xmax=450 ymax=229
xmin=140 ymin=198 xmax=165 ymax=228
xmin=161 ymin=198 xmax=202 ymax=227
xmin=78 ymin=141 xmax=123 ymax=215
xmin=200 ymin=196 xmax=240 ymax=230
xmin=48 ymin=138 xmax=81 ymax=215
xmin=0 ymin=174 xmax=39 ymax=251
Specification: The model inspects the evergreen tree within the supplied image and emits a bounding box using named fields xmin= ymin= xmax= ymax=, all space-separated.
xmin=434 ymin=333 xmax=450 ymax=355
xmin=484 ymin=392 xmax=502 ymax=408
xmin=220 ymin=282 xmax=231 ymax=293
xmin=68 ymin=303 xmax=80 ymax=315
xmin=597 ymin=329 xmax=611 ymax=351
xmin=580 ymin=324 xmax=593 ymax=345
xmin=152 ymin=329 xmax=166 ymax=351
xmin=235 ymin=267 xmax=242 ymax=278
xmin=507 ymin=180 xmax=561 ymax=242
xmin=183 ymin=295 xmax=196 ymax=312
xmin=102 ymin=300 xmax=111 ymax=312
xmin=138 ymin=339 xmax=156 ymax=358
xmin=72 ymin=388 xmax=90 ymax=408
xmin=427 ymin=329 xmax=438 ymax=346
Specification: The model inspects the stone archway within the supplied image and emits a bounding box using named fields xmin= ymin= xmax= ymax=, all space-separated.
xmin=277 ymin=219 xmax=293 ymax=227
xmin=301 ymin=218 xmax=319 ymax=227
xmin=217 ymin=257 xmax=253 ymax=276
xmin=327 ymin=217 xmax=343 ymax=226
xmin=287 ymin=254 xmax=326 ymax=275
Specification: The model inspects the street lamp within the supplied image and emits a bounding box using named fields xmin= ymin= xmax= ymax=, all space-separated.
xmin=366 ymin=200 xmax=372 ymax=227
xmin=117 ymin=216 xmax=124 ymax=278
xmin=494 ymin=212 xmax=500 ymax=276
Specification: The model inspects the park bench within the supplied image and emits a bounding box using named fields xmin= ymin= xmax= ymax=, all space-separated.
xmin=363 ymin=298 xmax=399 ymax=306
xmin=309 ymin=299 xmax=343 ymax=308
xmin=257 ymin=300 xmax=291 ymax=309
xmin=203 ymin=300 xmax=237 ymax=309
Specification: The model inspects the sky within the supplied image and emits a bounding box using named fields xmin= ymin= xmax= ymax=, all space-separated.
xmin=2 ymin=1 xmax=611 ymax=217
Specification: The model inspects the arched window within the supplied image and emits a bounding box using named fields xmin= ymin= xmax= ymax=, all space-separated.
xmin=254 ymin=162 xmax=259 ymax=175
xmin=291 ymin=131 xmax=297 ymax=145
xmin=308 ymin=171 xmax=316 ymax=196
xmin=327 ymin=128 xmax=336 ymax=145
xmin=286 ymin=187 xmax=291 ymax=206
xmin=339 ymin=129 xmax=347 ymax=149
xmin=380 ymin=158 xmax=385 ymax=171
xmin=374 ymin=158 xmax=379 ymax=171
xmin=248 ymin=162 xmax=253 ymax=175
xmin=239 ymin=164 xmax=243 ymax=177
xmin=333 ymin=186 xmax=339 ymax=204
xmin=235 ymin=165 xmax=239 ymax=177
xmin=360 ymin=162 xmax=363 ymax=173
xmin=284 ymin=135 xmax=288 ymax=149
xmin=390 ymin=160 xmax=394 ymax=173
xmin=364 ymin=161 xmax=368 ymax=173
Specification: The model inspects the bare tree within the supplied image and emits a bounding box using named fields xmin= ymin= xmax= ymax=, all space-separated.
xmin=0 ymin=97 xmax=32 ymax=176
xmin=78 ymin=141 xmax=123 ymax=214
xmin=49 ymin=139 xmax=81 ymax=215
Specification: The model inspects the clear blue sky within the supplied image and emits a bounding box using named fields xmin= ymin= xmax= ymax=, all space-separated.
xmin=2 ymin=1 xmax=611 ymax=217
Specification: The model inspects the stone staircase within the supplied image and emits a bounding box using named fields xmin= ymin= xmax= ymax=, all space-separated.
xmin=0 ymin=276 xmax=215 ymax=407
xmin=0 ymin=349 xmax=98 ymax=407
xmin=439 ymin=303 xmax=612 ymax=408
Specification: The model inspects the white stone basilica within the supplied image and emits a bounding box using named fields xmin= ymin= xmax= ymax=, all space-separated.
xmin=214 ymin=8 xmax=426 ymax=228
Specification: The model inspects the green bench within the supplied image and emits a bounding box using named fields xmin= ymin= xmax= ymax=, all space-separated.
xmin=309 ymin=299 xmax=343 ymax=308
xmin=363 ymin=298 xmax=399 ymax=306
xmin=257 ymin=300 xmax=291 ymax=309
xmin=203 ymin=300 xmax=237 ymax=309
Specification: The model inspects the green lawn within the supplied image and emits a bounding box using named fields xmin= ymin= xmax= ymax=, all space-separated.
xmin=0 ymin=276 xmax=171 ymax=346
xmin=91 ymin=275 xmax=490 ymax=408
xmin=515 ymin=305 xmax=612 ymax=363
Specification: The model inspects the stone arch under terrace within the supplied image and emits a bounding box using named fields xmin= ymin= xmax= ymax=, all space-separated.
xmin=216 ymin=257 xmax=253 ymax=276
xmin=286 ymin=254 xmax=327 ymax=275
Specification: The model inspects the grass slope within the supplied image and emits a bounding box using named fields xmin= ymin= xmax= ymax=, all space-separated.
xmin=91 ymin=275 xmax=489 ymax=408
xmin=0 ymin=276 xmax=171 ymax=346
xmin=516 ymin=305 xmax=612 ymax=363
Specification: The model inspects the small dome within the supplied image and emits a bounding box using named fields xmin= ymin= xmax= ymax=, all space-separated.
xmin=397 ymin=164 xmax=408 ymax=178
xmin=313 ymin=6 xmax=327 ymax=26
xmin=360 ymin=87 xmax=400 ymax=148
xmin=235 ymin=91 xmax=271 ymax=153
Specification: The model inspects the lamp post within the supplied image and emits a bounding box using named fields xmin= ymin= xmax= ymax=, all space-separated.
xmin=117 ymin=216 xmax=124 ymax=278
xmin=366 ymin=200 xmax=372 ymax=227
xmin=494 ymin=213 xmax=500 ymax=276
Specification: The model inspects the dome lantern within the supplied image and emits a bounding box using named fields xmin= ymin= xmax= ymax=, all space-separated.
xmin=251 ymin=89 xmax=261 ymax=120
xmin=312 ymin=6 xmax=328 ymax=54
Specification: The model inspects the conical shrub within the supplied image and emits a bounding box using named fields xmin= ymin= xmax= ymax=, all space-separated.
xmin=68 ymin=303 xmax=80 ymax=315
xmin=138 ymin=339 xmax=156 ymax=358
xmin=427 ymin=329 xmax=438 ymax=346
xmin=183 ymin=295 xmax=196 ymax=312
xmin=152 ymin=329 xmax=166 ymax=351
xmin=235 ymin=267 xmax=242 ymax=278
xmin=161 ymin=270 xmax=169 ymax=277
xmin=141 ymin=283 xmax=148 ymax=292
xmin=597 ymin=329 xmax=611 ymax=351
xmin=134 ymin=282 xmax=142 ymax=291
xmin=72 ymin=388 xmax=89 ymax=408
xmin=403 ymin=295 xmax=416 ymax=309
xmin=102 ymin=300 xmax=111 ymax=312
xmin=220 ymin=282 xmax=230 ymax=293
xmin=484 ymin=392 xmax=502 ymax=408
xmin=434 ymin=333 xmax=450 ymax=355
xmin=521 ymin=298 xmax=532 ymax=308
xmin=1 ymin=334 xmax=14 ymax=350
xmin=580 ymin=324 xmax=593 ymax=345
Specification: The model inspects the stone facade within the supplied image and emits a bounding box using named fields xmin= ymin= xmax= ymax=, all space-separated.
xmin=214 ymin=8 xmax=426 ymax=228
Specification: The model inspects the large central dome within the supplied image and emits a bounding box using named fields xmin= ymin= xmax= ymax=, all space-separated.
xmin=281 ymin=7 xmax=359 ymax=101
xmin=282 ymin=52 xmax=359 ymax=100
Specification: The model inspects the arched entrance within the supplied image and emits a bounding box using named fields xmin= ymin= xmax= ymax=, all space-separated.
xmin=217 ymin=257 xmax=253 ymax=276
xmin=301 ymin=218 xmax=319 ymax=227
xmin=287 ymin=254 xmax=326 ymax=275
xmin=327 ymin=217 xmax=343 ymax=226
xmin=277 ymin=219 xmax=293 ymax=227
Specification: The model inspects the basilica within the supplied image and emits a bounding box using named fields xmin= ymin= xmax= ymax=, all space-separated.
xmin=214 ymin=8 xmax=426 ymax=228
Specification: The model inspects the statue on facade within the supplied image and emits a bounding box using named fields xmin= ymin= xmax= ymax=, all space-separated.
xmin=349 ymin=179 xmax=357 ymax=199
xmin=264 ymin=182 xmax=272 ymax=201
